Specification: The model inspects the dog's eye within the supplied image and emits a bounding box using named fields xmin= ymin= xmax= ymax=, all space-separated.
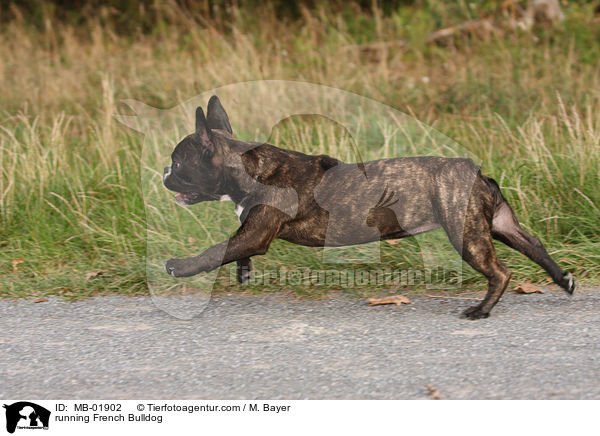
xmin=173 ymin=162 xmax=181 ymax=169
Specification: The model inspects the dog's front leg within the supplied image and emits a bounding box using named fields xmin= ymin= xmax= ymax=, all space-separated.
xmin=164 ymin=240 xmax=234 ymax=277
xmin=164 ymin=205 xmax=283 ymax=278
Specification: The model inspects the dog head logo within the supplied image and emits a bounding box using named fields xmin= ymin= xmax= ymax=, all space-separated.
xmin=3 ymin=402 xmax=50 ymax=433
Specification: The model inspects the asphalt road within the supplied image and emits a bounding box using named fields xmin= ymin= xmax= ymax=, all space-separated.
xmin=1 ymin=289 xmax=599 ymax=399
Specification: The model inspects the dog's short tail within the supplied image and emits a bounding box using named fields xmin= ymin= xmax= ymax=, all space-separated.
xmin=481 ymin=174 xmax=506 ymax=210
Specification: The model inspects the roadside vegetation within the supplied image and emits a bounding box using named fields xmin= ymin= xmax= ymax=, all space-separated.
xmin=1 ymin=1 xmax=598 ymax=298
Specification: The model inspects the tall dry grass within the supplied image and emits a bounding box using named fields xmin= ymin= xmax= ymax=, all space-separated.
xmin=0 ymin=1 xmax=598 ymax=297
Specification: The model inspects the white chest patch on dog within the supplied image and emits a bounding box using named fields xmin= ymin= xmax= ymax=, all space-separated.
xmin=234 ymin=204 xmax=244 ymax=221
xmin=218 ymin=195 xmax=243 ymax=221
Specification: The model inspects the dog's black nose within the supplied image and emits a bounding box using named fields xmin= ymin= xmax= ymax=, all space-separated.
xmin=164 ymin=166 xmax=171 ymax=175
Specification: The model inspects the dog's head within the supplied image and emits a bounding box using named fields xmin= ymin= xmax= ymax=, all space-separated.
xmin=163 ymin=96 xmax=235 ymax=205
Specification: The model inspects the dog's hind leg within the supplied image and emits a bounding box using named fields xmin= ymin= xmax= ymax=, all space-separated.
xmin=491 ymin=202 xmax=575 ymax=293
xmin=458 ymin=235 xmax=512 ymax=319
xmin=236 ymin=258 xmax=252 ymax=285
xmin=447 ymin=224 xmax=512 ymax=319
xmin=435 ymin=170 xmax=511 ymax=319
xmin=440 ymin=206 xmax=512 ymax=319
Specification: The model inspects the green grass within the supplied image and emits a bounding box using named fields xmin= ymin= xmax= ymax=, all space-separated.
xmin=1 ymin=1 xmax=599 ymax=299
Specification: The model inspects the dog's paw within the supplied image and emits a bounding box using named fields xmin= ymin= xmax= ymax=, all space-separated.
xmin=561 ymin=272 xmax=576 ymax=295
xmin=461 ymin=305 xmax=490 ymax=320
xmin=164 ymin=258 xmax=199 ymax=277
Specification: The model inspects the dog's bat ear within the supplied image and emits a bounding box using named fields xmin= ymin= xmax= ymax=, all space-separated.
xmin=195 ymin=106 xmax=208 ymax=134
xmin=195 ymin=106 xmax=216 ymax=154
xmin=206 ymin=95 xmax=233 ymax=134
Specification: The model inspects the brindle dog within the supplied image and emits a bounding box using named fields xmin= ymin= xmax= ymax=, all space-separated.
xmin=163 ymin=96 xmax=575 ymax=319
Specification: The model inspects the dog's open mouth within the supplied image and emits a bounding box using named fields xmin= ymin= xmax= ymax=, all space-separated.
xmin=174 ymin=192 xmax=202 ymax=205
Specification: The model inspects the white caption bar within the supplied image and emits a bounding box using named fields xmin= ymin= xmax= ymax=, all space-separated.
xmin=0 ymin=400 xmax=596 ymax=436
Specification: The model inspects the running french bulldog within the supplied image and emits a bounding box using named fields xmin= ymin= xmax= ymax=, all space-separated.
xmin=163 ymin=96 xmax=575 ymax=319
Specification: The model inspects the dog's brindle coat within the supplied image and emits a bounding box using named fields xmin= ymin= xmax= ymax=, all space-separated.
xmin=163 ymin=96 xmax=575 ymax=319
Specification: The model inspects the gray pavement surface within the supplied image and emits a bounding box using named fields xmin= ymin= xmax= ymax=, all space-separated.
xmin=1 ymin=289 xmax=599 ymax=399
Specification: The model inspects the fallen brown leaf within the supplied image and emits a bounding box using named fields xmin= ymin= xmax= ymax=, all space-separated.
xmin=12 ymin=258 xmax=24 ymax=273
xmin=426 ymin=384 xmax=442 ymax=400
xmin=366 ymin=295 xmax=411 ymax=306
xmin=513 ymin=283 xmax=545 ymax=294
xmin=85 ymin=270 xmax=104 ymax=281
xmin=33 ymin=298 xmax=48 ymax=303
